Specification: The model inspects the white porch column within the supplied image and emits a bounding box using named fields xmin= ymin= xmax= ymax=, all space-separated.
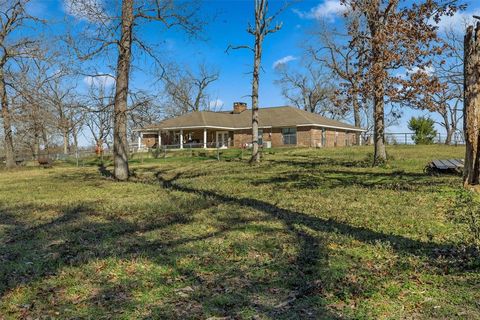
xmin=203 ymin=128 xmax=207 ymax=148
xmin=180 ymin=129 xmax=184 ymax=149
xmin=137 ymin=132 xmax=142 ymax=151
xmin=158 ymin=131 xmax=162 ymax=147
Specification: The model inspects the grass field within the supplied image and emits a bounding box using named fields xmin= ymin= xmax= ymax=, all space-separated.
xmin=1 ymin=145 xmax=479 ymax=319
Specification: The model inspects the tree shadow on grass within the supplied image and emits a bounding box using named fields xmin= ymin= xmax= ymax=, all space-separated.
xmin=0 ymin=166 xmax=466 ymax=319
xmin=252 ymin=167 xmax=455 ymax=191
xmin=155 ymin=171 xmax=455 ymax=261
xmin=0 ymin=202 xmax=196 ymax=295
xmin=269 ymin=158 xmax=372 ymax=169
xmin=148 ymin=170 xmax=467 ymax=318
xmin=0 ymin=178 xmax=345 ymax=319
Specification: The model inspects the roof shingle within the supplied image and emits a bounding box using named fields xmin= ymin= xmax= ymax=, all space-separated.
xmin=140 ymin=106 xmax=365 ymax=131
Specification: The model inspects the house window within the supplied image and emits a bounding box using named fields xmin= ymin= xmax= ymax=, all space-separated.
xmin=258 ymin=129 xmax=263 ymax=146
xmin=282 ymin=127 xmax=297 ymax=145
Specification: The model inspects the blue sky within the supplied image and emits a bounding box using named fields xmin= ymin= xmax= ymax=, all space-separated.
xmin=27 ymin=0 xmax=480 ymax=136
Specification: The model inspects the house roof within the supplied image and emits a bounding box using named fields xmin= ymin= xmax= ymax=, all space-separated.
xmin=139 ymin=106 xmax=365 ymax=132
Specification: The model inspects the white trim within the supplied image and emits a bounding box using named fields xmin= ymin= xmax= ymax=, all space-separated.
xmin=164 ymin=125 xmax=237 ymax=130
xmin=203 ymin=128 xmax=207 ymax=149
xmin=136 ymin=125 xmax=275 ymax=131
xmin=295 ymin=123 xmax=365 ymax=132
xmin=180 ymin=129 xmax=183 ymax=149
xmin=137 ymin=133 xmax=143 ymax=151
xmin=136 ymin=124 xmax=365 ymax=133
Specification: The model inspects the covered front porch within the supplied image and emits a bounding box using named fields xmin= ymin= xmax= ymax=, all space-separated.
xmin=137 ymin=128 xmax=233 ymax=151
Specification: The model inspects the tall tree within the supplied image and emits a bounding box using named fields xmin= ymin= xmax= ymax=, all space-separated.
xmin=112 ymin=0 xmax=134 ymax=180
xmin=67 ymin=0 xmax=203 ymax=180
xmin=0 ymin=0 xmax=40 ymax=168
xmin=463 ymin=22 xmax=480 ymax=186
xmin=342 ymin=0 xmax=461 ymax=165
xmin=229 ymin=0 xmax=284 ymax=163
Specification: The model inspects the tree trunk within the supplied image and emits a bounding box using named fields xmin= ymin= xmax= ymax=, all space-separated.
xmin=463 ymin=23 xmax=480 ymax=186
xmin=63 ymin=128 xmax=69 ymax=154
xmin=113 ymin=0 xmax=133 ymax=180
xmin=445 ymin=128 xmax=453 ymax=145
xmin=33 ymin=132 xmax=39 ymax=160
xmin=352 ymin=93 xmax=361 ymax=145
xmin=372 ymin=64 xmax=387 ymax=164
xmin=72 ymin=125 xmax=79 ymax=154
xmin=42 ymin=128 xmax=49 ymax=155
xmin=440 ymin=110 xmax=452 ymax=145
xmin=0 ymin=68 xmax=15 ymax=168
xmin=250 ymin=34 xmax=262 ymax=164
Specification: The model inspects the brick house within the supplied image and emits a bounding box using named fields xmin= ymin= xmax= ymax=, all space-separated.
xmin=136 ymin=103 xmax=365 ymax=149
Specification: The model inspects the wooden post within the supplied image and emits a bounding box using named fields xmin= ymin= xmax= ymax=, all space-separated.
xmin=180 ymin=129 xmax=184 ymax=149
xmin=463 ymin=23 xmax=480 ymax=186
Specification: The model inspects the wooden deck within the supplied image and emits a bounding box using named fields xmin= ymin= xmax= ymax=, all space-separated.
xmin=425 ymin=159 xmax=464 ymax=175
xmin=431 ymin=159 xmax=464 ymax=170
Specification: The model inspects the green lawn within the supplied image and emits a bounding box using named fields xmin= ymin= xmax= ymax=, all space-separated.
xmin=1 ymin=145 xmax=479 ymax=319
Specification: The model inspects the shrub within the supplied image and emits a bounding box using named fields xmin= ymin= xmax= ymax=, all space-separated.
xmin=408 ymin=116 xmax=437 ymax=144
xmin=149 ymin=148 xmax=161 ymax=159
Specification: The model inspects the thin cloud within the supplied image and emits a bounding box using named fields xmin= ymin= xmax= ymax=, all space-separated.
xmin=273 ymin=55 xmax=297 ymax=69
xmin=408 ymin=65 xmax=435 ymax=76
xmin=83 ymin=74 xmax=115 ymax=88
xmin=209 ymin=99 xmax=224 ymax=109
xmin=293 ymin=0 xmax=346 ymax=22
xmin=433 ymin=8 xmax=480 ymax=33
xmin=396 ymin=66 xmax=436 ymax=80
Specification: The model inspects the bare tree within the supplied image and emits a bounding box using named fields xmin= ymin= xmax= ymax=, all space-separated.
xmin=83 ymin=81 xmax=114 ymax=151
xmin=161 ymin=62 xmax=219 ymax=116
xmin=342 ymin=0 xmax=462 ymax=165
xmin=128 ymin=90 xmax=163 ymax=142
xmin=274 ymin=61 xmax=345 ymax=118
xmin=433 ymin=27 xmax=464 ymax=145
xmin=44 ymin=78 xmax=84 ymax=155
xmin=308 ymin=20 xmax=367 ymax=143
xmin=229 ymin=0 xmax=284 ymax=163
xmin=10 ymin=55 xmax=57 ymax=159
xmin=0 ymin=0 xmax=41 ymax=168
xmin=67 ymin=0 xmax=204 ymax=180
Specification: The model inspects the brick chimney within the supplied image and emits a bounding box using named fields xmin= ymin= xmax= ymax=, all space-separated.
xmin=233 ymin=102 xmax=247 ymax=114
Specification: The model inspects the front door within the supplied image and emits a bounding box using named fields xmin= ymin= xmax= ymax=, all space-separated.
xmin=216 ymin=131 xmax=229 ymax=148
